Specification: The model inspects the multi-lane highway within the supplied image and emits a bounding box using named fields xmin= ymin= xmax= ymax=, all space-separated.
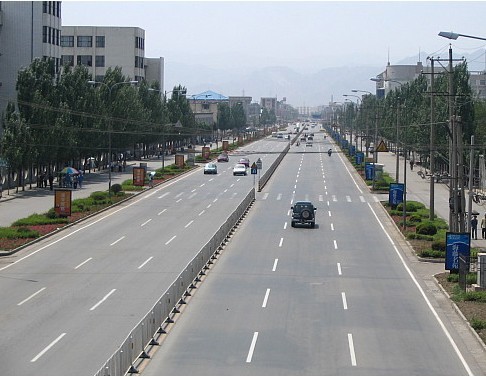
xmin=0 ymin=133 xmax=291 ymax=375
xmin=142 ymin=129 xmax=483 ymax=375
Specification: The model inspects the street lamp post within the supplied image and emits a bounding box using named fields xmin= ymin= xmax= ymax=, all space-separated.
xmin=343 ymin=94 xmax=361 ymax=152
xmin=88 ymin=80 xmax=138 ymax=195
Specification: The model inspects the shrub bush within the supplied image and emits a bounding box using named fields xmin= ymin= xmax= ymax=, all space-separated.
xmin=111 ymin=183 xmax=122 ymax=195
xmin=91 ymin=191 xmax=109 ymax=201
xmin=409 ymin=214 xmax=422 ymax=223
xmin=419 ymin=249 xmax=445 ymax=258
xmin=397 ymin=201 xmax=425 ymax=212
xmin=416 ymin=221 xmax=437 ymax=235
xmin=431 ymin=239 xmax=446 ymax=251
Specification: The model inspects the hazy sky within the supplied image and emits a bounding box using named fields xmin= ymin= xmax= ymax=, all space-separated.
xmin=61 ymin=1 xmax=486 ymax=104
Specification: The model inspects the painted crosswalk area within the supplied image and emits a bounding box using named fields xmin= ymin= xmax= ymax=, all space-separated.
xmin=261 ymin=193 xmax=381 ymax=203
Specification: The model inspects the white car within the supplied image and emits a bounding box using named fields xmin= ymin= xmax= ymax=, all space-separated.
xmin=233 ymin=163 xmax=247 ymax=176
xmin=204 ymin=162 xmax=217 ymax=174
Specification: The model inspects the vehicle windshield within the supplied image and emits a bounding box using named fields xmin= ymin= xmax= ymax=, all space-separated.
xmin=294 ymin=203 xmax=313 ymax=212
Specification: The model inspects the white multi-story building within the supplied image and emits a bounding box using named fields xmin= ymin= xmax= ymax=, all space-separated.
xmin=61 ymin=25 xmax=163 ymax=86
xmin=0 ymin=1 xmax=62 ymax=115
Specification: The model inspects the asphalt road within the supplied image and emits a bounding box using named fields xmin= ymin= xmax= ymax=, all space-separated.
xmin=0 ymin=134 xmax=291 ymax=375
xmin=142 ymin=130 xmax=483 ymax=375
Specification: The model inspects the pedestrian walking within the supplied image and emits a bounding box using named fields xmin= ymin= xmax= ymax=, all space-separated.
xmin=39 ymin=172 xmax=44 ymax=188
xmin=471 ymin=215 xmax=478 ymax=240
xmin=78 ymin=173 xmax=83 ymax=188
xmin=410 ymin=160 xmax=414 ymax=170
xmin=48 ymin=173 xmax=54 ymax=190
xmin=481 ymin=213 xmax=486 ymax=239
xmin=43 ymin=172 xmax=48 ymax=188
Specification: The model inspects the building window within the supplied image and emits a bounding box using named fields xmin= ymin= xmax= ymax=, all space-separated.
xmin=202 ymin=103 xmax=210 ymax=110
xmin=43 ymin=26 xmax=48 ymax=43
xmin=61 ymin=55 xmax=74 ymax=67
xmin=43 ymin=1 xmax=47 ymax=13
xmin=96 ymin=36 xmax=105 ymax=48
xmin=95 ymin=55 xmax=105 ymax=67
xmin=480 ymin=79 xmax=486 ymax=86
xmin=77 ymin=55 xmax=93 ymax=67
xmin=135 ymin=36 xmax=145 ymax=50
xmin=95 ymin=75 xmax=105 ymax=82
xmin=135 ymin=56 xmax=144 ymax=68
xmin=61 ymin=36 xmax=74 ymax=47
xmin=77 ymin=36 xmax=93 ymax=47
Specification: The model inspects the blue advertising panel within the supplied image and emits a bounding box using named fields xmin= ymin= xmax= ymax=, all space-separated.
xmin=365 ymin=163 xmax=374 ymax=180
xmin=342 ymin=140 xmax=349 ymax=149
xmin=445 ymin=232 xmax=471 ymax=271
xmin=388 ymin=183 xmax=404 ymax=206
xmin=349 ymin=145 xmax=356 ymax=156
xmin=356 ymin=152 xmax=364 ymax=165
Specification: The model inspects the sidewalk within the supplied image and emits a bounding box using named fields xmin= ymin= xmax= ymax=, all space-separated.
xmin=0 ymin=155 xmax=177 ymax=228
xmin=372 ymin=145 xmax=486 ymax=250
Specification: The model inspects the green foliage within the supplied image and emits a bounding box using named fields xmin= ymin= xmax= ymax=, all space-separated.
xmin=462 ymin=291 xmax=486 ymax=303
xmin=406 ymin=232 xmax=434 ymax=241
xmin=397 ymin=200 xmax=425 ymax=212
xmin=409 ymin=214 xmax=422 ymax=223
xmin=447 ymin=273 xmax=459 ymax=283
xmin=418 ymin=249 xmax=445 ymax=258
xmin=110 ymin=183 xmax=122 ymax=195
xmin=90 ymin=191 xmax=109 ymax=201
xmin=416 ymin=221 xmax=437 ymax=235
xmin=470 ymin=318 xmax=486 ymax=331
xmin=0 ymin=227 xmax=40 ymax=239
xmin=12 ymin=213 xmax=69 ymax=226
xmin=431 ymin=239 xmax=446 ymax=251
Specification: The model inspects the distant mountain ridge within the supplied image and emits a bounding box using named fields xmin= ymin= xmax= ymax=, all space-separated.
xmin=165 ymin=49 xmax=485 ymax=108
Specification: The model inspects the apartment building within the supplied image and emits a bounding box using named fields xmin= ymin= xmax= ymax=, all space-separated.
xmin=61 ymin=25 xmax=163 ymax=85
xmin=0 ymin=1 xmax=62 ymax=115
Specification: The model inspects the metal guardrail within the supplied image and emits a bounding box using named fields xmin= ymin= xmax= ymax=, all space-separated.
xmin=95 ymin=188 xmax=255 ymax=376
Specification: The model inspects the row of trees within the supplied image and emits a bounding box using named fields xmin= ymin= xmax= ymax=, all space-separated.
xmin=0 ymin=58 xmax=266 ymax=190
xmin=336 ymin=62 xmax=486 ymax=170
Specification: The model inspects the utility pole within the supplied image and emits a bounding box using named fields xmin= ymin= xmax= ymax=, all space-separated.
xmin=429 ymin=57 xmax=436 ymax=221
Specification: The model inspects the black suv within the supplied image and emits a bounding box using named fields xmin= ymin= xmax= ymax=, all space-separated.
xmin=291 ymin=201 xmax=316 ymax=228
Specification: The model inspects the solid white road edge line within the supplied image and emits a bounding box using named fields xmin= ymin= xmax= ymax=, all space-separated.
xmin=367 ymin=202 xmax=473 ymax=375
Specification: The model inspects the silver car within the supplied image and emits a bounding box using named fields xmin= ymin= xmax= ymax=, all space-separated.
xmin=233 ymin=163 xmax=247 ymax=176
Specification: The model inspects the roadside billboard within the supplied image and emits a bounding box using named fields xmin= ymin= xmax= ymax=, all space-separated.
xmin=445 ymin=232 xmax=471 ymax=271
xmin=54 ymin=189 xmax=72 ymax=217
xmin=133 ymin=167 xmax=145 ymax=186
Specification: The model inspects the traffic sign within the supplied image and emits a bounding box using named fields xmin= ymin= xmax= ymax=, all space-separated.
xmin=256 ymin=158 xmax=262 ymax=170
xmin=376 ymin=139 xmax=388 ymax=152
